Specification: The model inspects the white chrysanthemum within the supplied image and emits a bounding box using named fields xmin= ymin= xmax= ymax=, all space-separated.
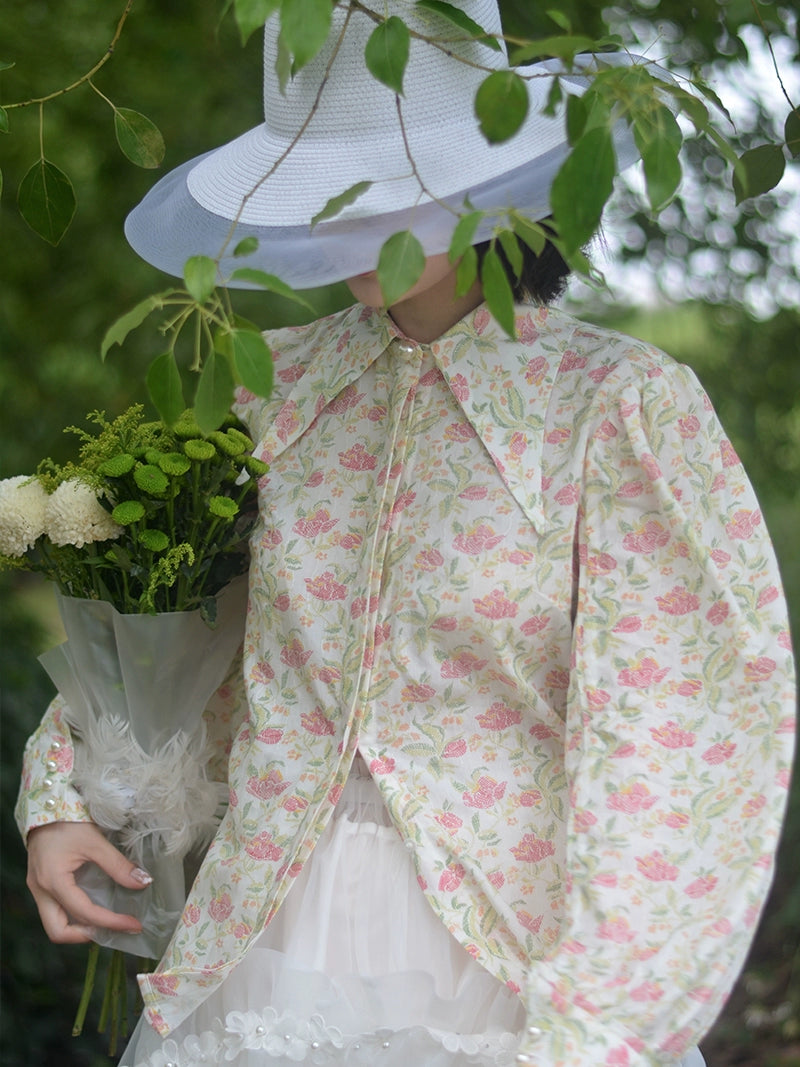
xmin=0 ymin=475 xmax=49 ymax=557
xmin=45 ymin=479 xmax=122 ymax=548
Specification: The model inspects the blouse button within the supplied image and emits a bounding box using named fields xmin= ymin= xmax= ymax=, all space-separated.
xmin=515 ymin=1055 xmax=533 ymax=1065
xmin=527 ymin=1025 xmax=543 ymax=1037
xmin=404 ymin=839 xmax=414 ymax=851
xmin=51 ymin=741 xmax=62 ymax=751
xmin=42 ymin=778 xmax=54 ymax=790
xmin=45 ymin=759 xmax=58 ymax=773
xmin=44 ymin=798 xmax=57 ymax=810
xmin=394 ymin=339 xmax=416 ymax=355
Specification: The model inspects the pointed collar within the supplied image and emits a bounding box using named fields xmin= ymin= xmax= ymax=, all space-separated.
xmin=258 ymin=301 xmax=579 ymax=533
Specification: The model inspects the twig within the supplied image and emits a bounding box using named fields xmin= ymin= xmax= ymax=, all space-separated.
xmin=3 ymin=1 xmax=135 ymax=109
xmin=394 ymin=95 xmax=457 ymax=215
xmin=749 ymin=0 xmax=796 ymax=112
xmin=215 ymin=3 xmax=356 ymax=260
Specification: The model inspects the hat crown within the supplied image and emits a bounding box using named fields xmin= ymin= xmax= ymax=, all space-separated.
xmin=262 ymin=0 xmax=507 ymax=142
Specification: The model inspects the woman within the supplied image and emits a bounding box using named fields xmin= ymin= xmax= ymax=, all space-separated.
xmin=18 ymin=2 xmax=795 ymax=1064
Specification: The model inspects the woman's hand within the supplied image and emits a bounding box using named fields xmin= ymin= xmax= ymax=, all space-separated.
xmin=26 ymin=822 xmax=152 ymax=944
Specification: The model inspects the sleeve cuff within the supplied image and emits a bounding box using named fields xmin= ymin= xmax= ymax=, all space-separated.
xmin=14 ymin=698 xmax=91 ymax=842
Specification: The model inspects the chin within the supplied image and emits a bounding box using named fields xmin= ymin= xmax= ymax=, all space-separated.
xmin=346 ymin=276 xmax=385 ymax=307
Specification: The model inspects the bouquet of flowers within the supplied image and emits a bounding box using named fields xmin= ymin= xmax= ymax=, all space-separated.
xmin=1 ymin=404 xmax=267 ymax=1049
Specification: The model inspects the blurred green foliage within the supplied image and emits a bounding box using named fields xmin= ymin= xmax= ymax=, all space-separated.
xmin=1 ymin=1 xmax=797 ymax=1063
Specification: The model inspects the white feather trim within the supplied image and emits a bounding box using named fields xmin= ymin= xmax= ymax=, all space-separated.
xmin=70 ymin=714 xmax=225 ymax=865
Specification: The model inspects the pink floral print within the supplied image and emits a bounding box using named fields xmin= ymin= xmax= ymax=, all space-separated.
xmin=16 ymin=302 xmax=794 ymax=1067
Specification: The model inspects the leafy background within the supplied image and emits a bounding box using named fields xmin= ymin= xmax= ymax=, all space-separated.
xmin=1 ymin=1 xmax=797 ymax=1063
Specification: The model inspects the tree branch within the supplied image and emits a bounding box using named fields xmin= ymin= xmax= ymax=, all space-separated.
xmin=2 ymin=0 xmax=135 ymax=109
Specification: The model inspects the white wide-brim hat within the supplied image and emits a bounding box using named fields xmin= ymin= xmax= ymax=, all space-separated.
xmin=125 ymin=0 xmax=652 ymax=289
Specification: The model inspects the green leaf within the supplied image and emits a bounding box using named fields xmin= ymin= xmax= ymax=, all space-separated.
xmin=415 ymin=0 xmax=502 ymax=51
xmin=234 ymin=0 xmax=280 ymax=44
xmin=194 ymin=351 xmax=235 ymax=434
xmin=365 ymin=17 xmax=410 ymax=95
xmin=565 ymin=94 xmax=587 ymax=146
xmin=511 ymin=35 xmax=595 ymax=65
xmin=638 ymin=135 xmax=681 ymax=212
xmin=665 ymin=85 xmax=709 ymax=134
xmin=311 ymin=180 xmax=373 ymax=228
xmin=546 ymin=9 xmax=571 ymax=32
xmin=550 ymin=126 xmax=616 ymax=253
xmin=0 ymin=60 xmax=15 ymax=71
xmin=17 ymin=159 xmax=76 ymax=245
xmin=101 ymin=292 xmax=174 ymax=359
xmin=703 ymin=120 xmax=740 ymax=169
xmin=0 ymin=106 xmax=8 ymax=134
xmin=475 ymin=71 xmax=529 ymax=144
xmin=510 ymin=213 xmax=546 ymax=257
xmin=377 ymin=230 xmax=426 ymax=306
xmin=733 ymin=144 xmax=786 ymax=204
xmin=113 ymin=108 xmax=165 ymax=168
xmin=578 ymin=89 xmax=612 ymax=135
xmin=184 ymin=255 xmax=218 ymax=304
xmin=785 ymin=108 xmax=800 ymax=158
xmin=231 ymin=328 xmax=274 ymax=398
xmin=146 ymin=352 xmax=186 ymax=426
xmin=480 ymin=245 xmax=515 ymax=339
xmin=498 ymin=229 xmax=523 ymax=279
xmin=692 ymin=77 xmax=734 ymax=128
xmin=543 ymin=75 xmax=562 ymax=117
xmin=633 ymin=104 xmax=683 ymax=211
xmin=275 ymin=34 xmax=292 ymax=94
xmin=228 ymin=267 xmax=315 ymax=310
xmin=455 ymin=244 xmax=478 ymax=297
xmin=448 ymin=211 xmax=484 ymax=262
xmin=233 ymin=235 xmax=259 ymax=256
xmin=281 ymin=0 xmax=332 ymax=71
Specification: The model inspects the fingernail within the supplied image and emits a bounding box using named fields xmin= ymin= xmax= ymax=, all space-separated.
xmin=131 ymin=867 xmax=153 ymax=886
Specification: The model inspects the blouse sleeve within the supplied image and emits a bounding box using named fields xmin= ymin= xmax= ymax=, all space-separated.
xmin=15 ymin=652 xmax=248 ymax=845
xmin=518 ymin=361 xmax=795 ymax=1066
xmin=14 ymin=694 xmax=92 ymax=841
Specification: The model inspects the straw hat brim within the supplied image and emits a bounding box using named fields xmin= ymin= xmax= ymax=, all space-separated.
xmin=125 ymin=3 xmax=655 ymax=289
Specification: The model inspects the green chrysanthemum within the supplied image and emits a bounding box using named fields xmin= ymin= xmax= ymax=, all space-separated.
xmin=225 ymin=427 xmax=254 ymax=451
xmin=144 ymin=449 xmax=164 ymax=466
xmin=172 ymin=411 xmax=204 ymax=440
xmin=134 ymin=464 xmax=169 ymax=496
xmin=157 ymin=452 xmax=191 ymax=477
xmin=208 ymin=431 xmax=246 ymax=458
xmin=183 ymin=439 xmax=216 ymax=462
xmin=111 ymin=500 xmax=146 ymax=525
xmin=244 ymin=456 xmax=269 ymax=477
xmin=97 ymin=453 xmax=136 ymax=478
xmin=138 ymin=528 xmax=170 ymax=552
xmin=208 ymin=496 xmax=239 ymax=520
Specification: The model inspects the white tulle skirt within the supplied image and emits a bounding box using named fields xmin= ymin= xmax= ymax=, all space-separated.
xmin=120 ymin=756 xmax=707 ymax=1067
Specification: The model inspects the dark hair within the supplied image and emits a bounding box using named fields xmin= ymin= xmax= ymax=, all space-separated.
xmin=475 ymin=224 xmax=571 ymax=306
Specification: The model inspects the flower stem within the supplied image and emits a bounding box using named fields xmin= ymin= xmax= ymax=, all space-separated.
xmin=72 ymin=942 xmax=100 ymax=1036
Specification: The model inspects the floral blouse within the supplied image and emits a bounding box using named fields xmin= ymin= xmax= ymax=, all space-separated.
xmin=17 ymin=302 xmax=795 ymax=1067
